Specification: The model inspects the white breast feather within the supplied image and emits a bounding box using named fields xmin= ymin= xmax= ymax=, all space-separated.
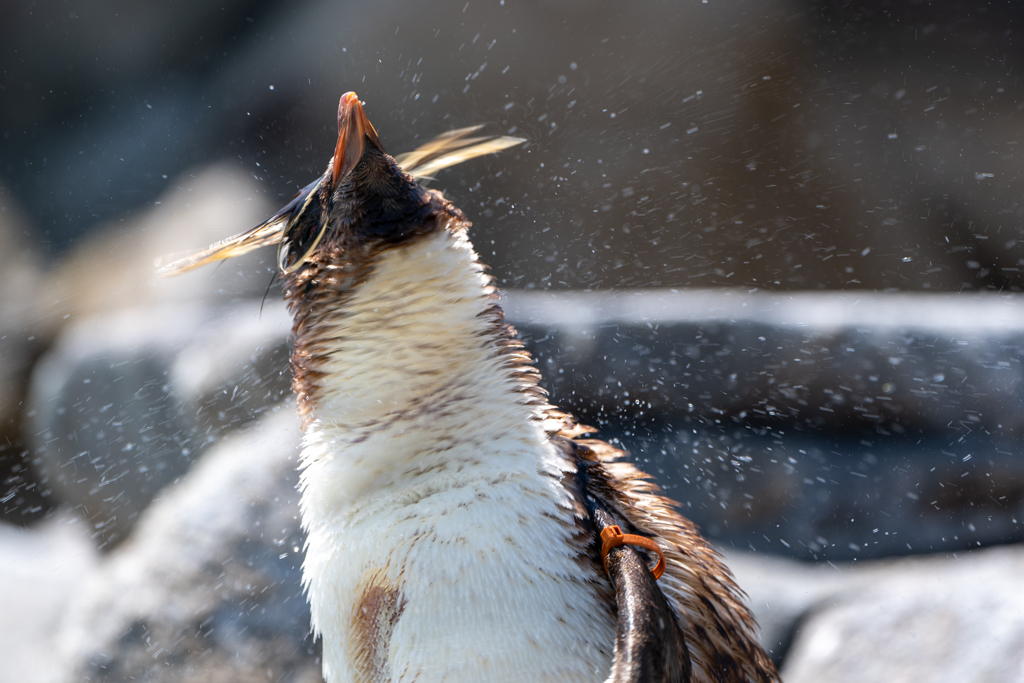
xmin=298 ymin=229 xmax=616 ymax=683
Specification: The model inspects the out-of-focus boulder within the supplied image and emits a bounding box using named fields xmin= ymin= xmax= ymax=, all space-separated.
xmin=778 ymin=544 xmax=1024 ymax=682
xmin=169 ymin=302 xmax=292 ymax=439
xmin=722 ymin=544 xmax=1024 ymax=682
xmin=12 ymin=163 xmax=283 ymax=528
xmin=0 ymin=511 xmax=99 ymax=683
xmin=511 ymin=289 xmax=1024 ymax=561
xmin=53 ymin=407 xmax=321 ymax=683
xmin=23 ymin=162 xmax=292 ymax=539
xmin=508 ymin=289 xmax=1024 ymax=436
xmin=721 ymin=550 xmax=850 ymax=663
xmin=28 ymin=302 xmax=291 ymax=548
xmin=9 ymin=1 xmax=1024 ymax=295
xmin=41 ymin=164 xmax=278 ymax=331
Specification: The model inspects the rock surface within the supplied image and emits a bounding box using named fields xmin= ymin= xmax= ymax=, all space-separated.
xmin=4 ymin=165 xmax=285 ymax=528
xmin=773 ymin=545 xmax=1024 ymax=682
xmin=9 ymin=280 xmax=1024 ymax=681
xmin=726 ymin=544 xmax=1024 ymax=682
xmin=41 ymin=165 xmax=278 ymax=328
xmin=722 ymin=551 xmax=841 ymax=663
xmin=28 ymin=302 xmax=291 ymax=547
xmin=0 ymin=511 xmax=99 ymax=683
xmin=53 ymin=407 xmax=321 ymax=683
xmin=26 ymin=462 xmax=1024 ymax=683
xmin=11 ymin=273 xmax=1024 ymax=680
xmin=506 ymin=289 xmax=1024 ymax=436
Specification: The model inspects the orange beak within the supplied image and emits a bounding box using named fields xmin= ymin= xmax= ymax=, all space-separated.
xmin=331 ymin=92 xmax=381 ymax=188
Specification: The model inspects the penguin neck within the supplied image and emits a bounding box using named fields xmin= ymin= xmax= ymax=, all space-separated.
xmin=287 ymin=227 xmax=560 ymax=505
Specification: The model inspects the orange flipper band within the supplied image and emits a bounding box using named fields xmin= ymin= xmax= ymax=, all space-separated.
xmin=601 ymin=525 xmax=666 ymax=580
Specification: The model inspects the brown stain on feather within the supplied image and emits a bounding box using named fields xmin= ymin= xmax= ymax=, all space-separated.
xmin=349 ymin=569 xmax=407 ymax=683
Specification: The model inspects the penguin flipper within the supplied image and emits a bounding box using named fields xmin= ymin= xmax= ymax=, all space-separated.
xmin=557 ymin=435 xmax=691 ymax=683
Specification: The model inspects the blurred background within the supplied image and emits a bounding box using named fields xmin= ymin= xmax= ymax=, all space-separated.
xmin=2 ymin=1 xmax=1024 ymax=681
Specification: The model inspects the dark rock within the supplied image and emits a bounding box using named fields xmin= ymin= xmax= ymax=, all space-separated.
xmin=28 ymin=306 xmax=203 ymax=548
xmin=614 ymin=422 xmax=1024 ymax=562
xmin=54 ymin=408 xmax=322 ymax=683
xmin=507 ymin=289 xmax=1024 ymax=437
xmin=4 ymin=166 xmax=281 ymax=527
xmin=28 ymin=302 xmax=291 ymax=548
xmin=170 ymin=302 xmax=292 ymax=440
xmin=21 ymin=163 xmax=294 ymax=541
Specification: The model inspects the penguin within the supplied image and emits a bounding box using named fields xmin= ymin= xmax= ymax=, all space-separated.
xmin=160 ymin=92 xmax=779 ymax=683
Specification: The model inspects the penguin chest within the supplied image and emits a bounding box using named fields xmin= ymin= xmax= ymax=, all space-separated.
xmin=302 ymin=475 xmax=617 ymax=683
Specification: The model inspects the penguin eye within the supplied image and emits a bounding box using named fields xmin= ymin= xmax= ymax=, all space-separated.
xmin=278 ymin=186 xmax=327 ymax=273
